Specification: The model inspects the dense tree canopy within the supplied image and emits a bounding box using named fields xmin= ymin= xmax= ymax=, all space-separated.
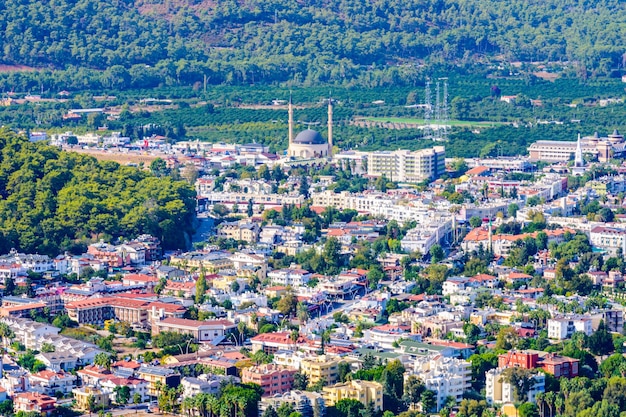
xmin=0 ymin=128 xmax=196 ymax=255
xmin=0 ymin=0 xmax=623 ymax=87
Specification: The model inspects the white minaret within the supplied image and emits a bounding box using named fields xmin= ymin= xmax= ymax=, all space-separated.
xmin=288 ymin=93 xmax=294 ymax=146
xmin=574 ymin=133 xmax=584 ymax=167
xmin=488 ymin=219 xmax=493 ymax=253
xmin=327 ymin=95 xmax=333 ymax=155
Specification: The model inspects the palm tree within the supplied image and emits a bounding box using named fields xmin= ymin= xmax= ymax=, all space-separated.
xmin=535 ymin=392 xmax=545 ymax=417
xmin=182 ymin=397 xmax=194 ymax=417
xmin=206 ymin=394 xmax=219 ymax=417
xmin=554 ymin=394 xmax=564 ymax=416
xmin=544 ymin=392 xmax=554 ymax=417
xmin=195 ymin=394 xmax=206 ymax=417
xmin=321 ymin=329 xmax=331 ymax=354
xmin=290 ymin=329 xmax=299 ymax=351
xmin=237 ymin=322 xmax=247 ymax=346
xmin=0 ymin=323 xmax=14 ymax=350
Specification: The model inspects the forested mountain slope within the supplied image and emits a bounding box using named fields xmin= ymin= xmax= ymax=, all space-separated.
xmin=0 ymin=0 xmax=623 ymax=84
xmin=0 ymin=128 xmax=196 ymax=255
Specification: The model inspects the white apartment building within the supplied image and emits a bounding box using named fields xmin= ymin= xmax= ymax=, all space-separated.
xmin=181 ymin=375 xmax=239 ymax=398
xmin=367 ymin=147 xmax=446 ymax=182
xmin=408 ymin=355 xmax=471 ymax=410
xmin=548 ymin=317 xmax=593 ymax=340
xmin=199 ymin=191 xmax=304 ymax=207
xmin=401 ymin=220 xmax=452 ymax=255
xmin=0 ymin=318 xmax=60 ymax=350
xmin=590 ymin=226 xmax=626 ymax=255
xmin=268 ymin=268 xmax=312 ymax=286
xmin=367 ymin=146 xmax=446 ymax=182
xmin=486 ymin=368 xmax=544 ymax=404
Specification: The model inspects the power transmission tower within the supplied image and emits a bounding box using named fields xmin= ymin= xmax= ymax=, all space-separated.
xmin=439 ymin=77 xmax=449 ymax=141
xmin=424 ymin=80 xmax=432 ymax=139
xmin=435 ymin=81 xmax=441 ymax=140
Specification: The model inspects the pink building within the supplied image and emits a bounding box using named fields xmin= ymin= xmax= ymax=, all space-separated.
xmin=241 ymin=364 xmax=297 ymax=396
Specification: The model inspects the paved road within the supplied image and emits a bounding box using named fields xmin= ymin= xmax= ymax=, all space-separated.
xmin=80 ymin=404 xmax=150 ymax=417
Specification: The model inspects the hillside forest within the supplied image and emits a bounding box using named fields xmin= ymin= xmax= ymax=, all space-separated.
xmin=0 ymin=0 xmax=624 ymax=88
xmin=0 ymin=128 xmax=196 ymax=255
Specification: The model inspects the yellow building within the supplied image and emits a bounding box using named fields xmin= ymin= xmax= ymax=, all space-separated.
xmin=323 ymin=380 xmax=383 ymax=410
xmin=136 ymin=365 xmax=181 ymax=397
xmin=211 ymin=275 xmax=238 ymax=291
xmin=300 ymin=355 xmax=342 ymax=385
xmin=72 ymin=386 xmax=110 ymax=411
xmin=169 ymin=251 xmax=233 ymax=273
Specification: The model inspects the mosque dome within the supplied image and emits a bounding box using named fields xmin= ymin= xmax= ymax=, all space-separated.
xmin=293 ymin=129 xmax=326 ymax=145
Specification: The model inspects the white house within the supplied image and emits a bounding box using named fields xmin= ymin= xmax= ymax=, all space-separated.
xmin=547 ymin=317 xmax=593 ymax=340
xmin=28 ymin=370 xmax=76 ymax=395
xmin=268 ymin=269 xmax=312 ymax=286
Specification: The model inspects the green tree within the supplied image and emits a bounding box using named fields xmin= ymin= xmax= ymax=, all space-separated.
xmin=195 ymin=274 xmax=206 ymax=304
xmin=403 ymin=375 xmax=425 ymax=409
xmin=94 ymin=353 xmax=113 ymax=370
xmin=150 ymin=158 xmax=169 ymax=177
xmin=429 ymin=244 xmax=444 ymax=263
xmin=420 ymin=390 xmax=437 ymax=413
xmin=334 ymin=399 xmax=364 ymax=417
xmin=114 ymin=385 xmax=131 ymax=405
xmin=588 ymin=320 xmax=613 ymax=356
xmin=469 ymin=216 xmax=483 ymax=228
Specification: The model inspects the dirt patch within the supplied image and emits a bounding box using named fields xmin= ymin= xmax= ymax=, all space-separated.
xmin=534 ymin=71 xmax=560 ymax=82
xmin=0 ymin=64 xmax=35 ymax=72
xmin=67 ymin=148 xmax=160 ymax=166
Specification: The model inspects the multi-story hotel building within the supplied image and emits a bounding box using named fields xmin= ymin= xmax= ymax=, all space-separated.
xmin=367 ymin=146 xmax=446 ymax=182
xmin=65 ymin=296 xmax=186 ymax=327
xmin=528 ymin=130 xmax=625 ymax=163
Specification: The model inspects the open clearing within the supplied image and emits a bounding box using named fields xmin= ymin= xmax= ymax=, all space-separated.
xmin=65 ymin=148 xmax=160 ymax=166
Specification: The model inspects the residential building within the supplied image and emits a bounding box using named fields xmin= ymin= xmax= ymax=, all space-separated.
xmin=13 ymin=392 xmax=56 ymax=416
xmin=300 ymin=355 xmax=343 ymax=385
xmin=241 ymin=364 xmax=297 ymax=396
xmin=100 ymin=377 xmax=149 ymax=403
xmin=29 ymin=370 xmax=77 ymax=395
xmin=322 ymin=380 xmax=383 ymax=410
xmin=367 ymin=147 xmax=446 ymax=182
xmin=408 ymin=355 xmax=471 ymax=410
xmin=0 ymin=317 xmax=60 ymax=349
xmin=36 ymin=352 xmax=78 ymax=372
xmin=181 ymin=375 xmax=239 ymax=398
xmin=268 ymin=268 xmax=312 ymax=286
xmin=151 ymin=317 xmax=236 ymax=342
xmin=486 ymin=368 xmax=545 ymax=405
xmin=363 ymin=324 xmax=414 ymax=349
xmin=498 ymin=350 xmax=579 ymax=378
xmin=169 ymin=251 xmax=234 ymax=273
xmin=137 ymin=365 xmax=181 ymax=397
xmin=72 ymin=386 xmax=110 ymax=411
xmin=548 ymin=317 xmax=593 ymax=340
xmin=218 ymin=222 xmax=260 ymax=243
xmin=259 ymin=390 xmax=325 ymax=417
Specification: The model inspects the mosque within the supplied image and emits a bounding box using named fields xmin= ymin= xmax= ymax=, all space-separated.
xmin=287 ymin=96 xmax=333 ymax=159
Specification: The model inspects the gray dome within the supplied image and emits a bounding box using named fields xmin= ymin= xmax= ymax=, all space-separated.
xmin=293 ymin=129 xmax=326 ymax=145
